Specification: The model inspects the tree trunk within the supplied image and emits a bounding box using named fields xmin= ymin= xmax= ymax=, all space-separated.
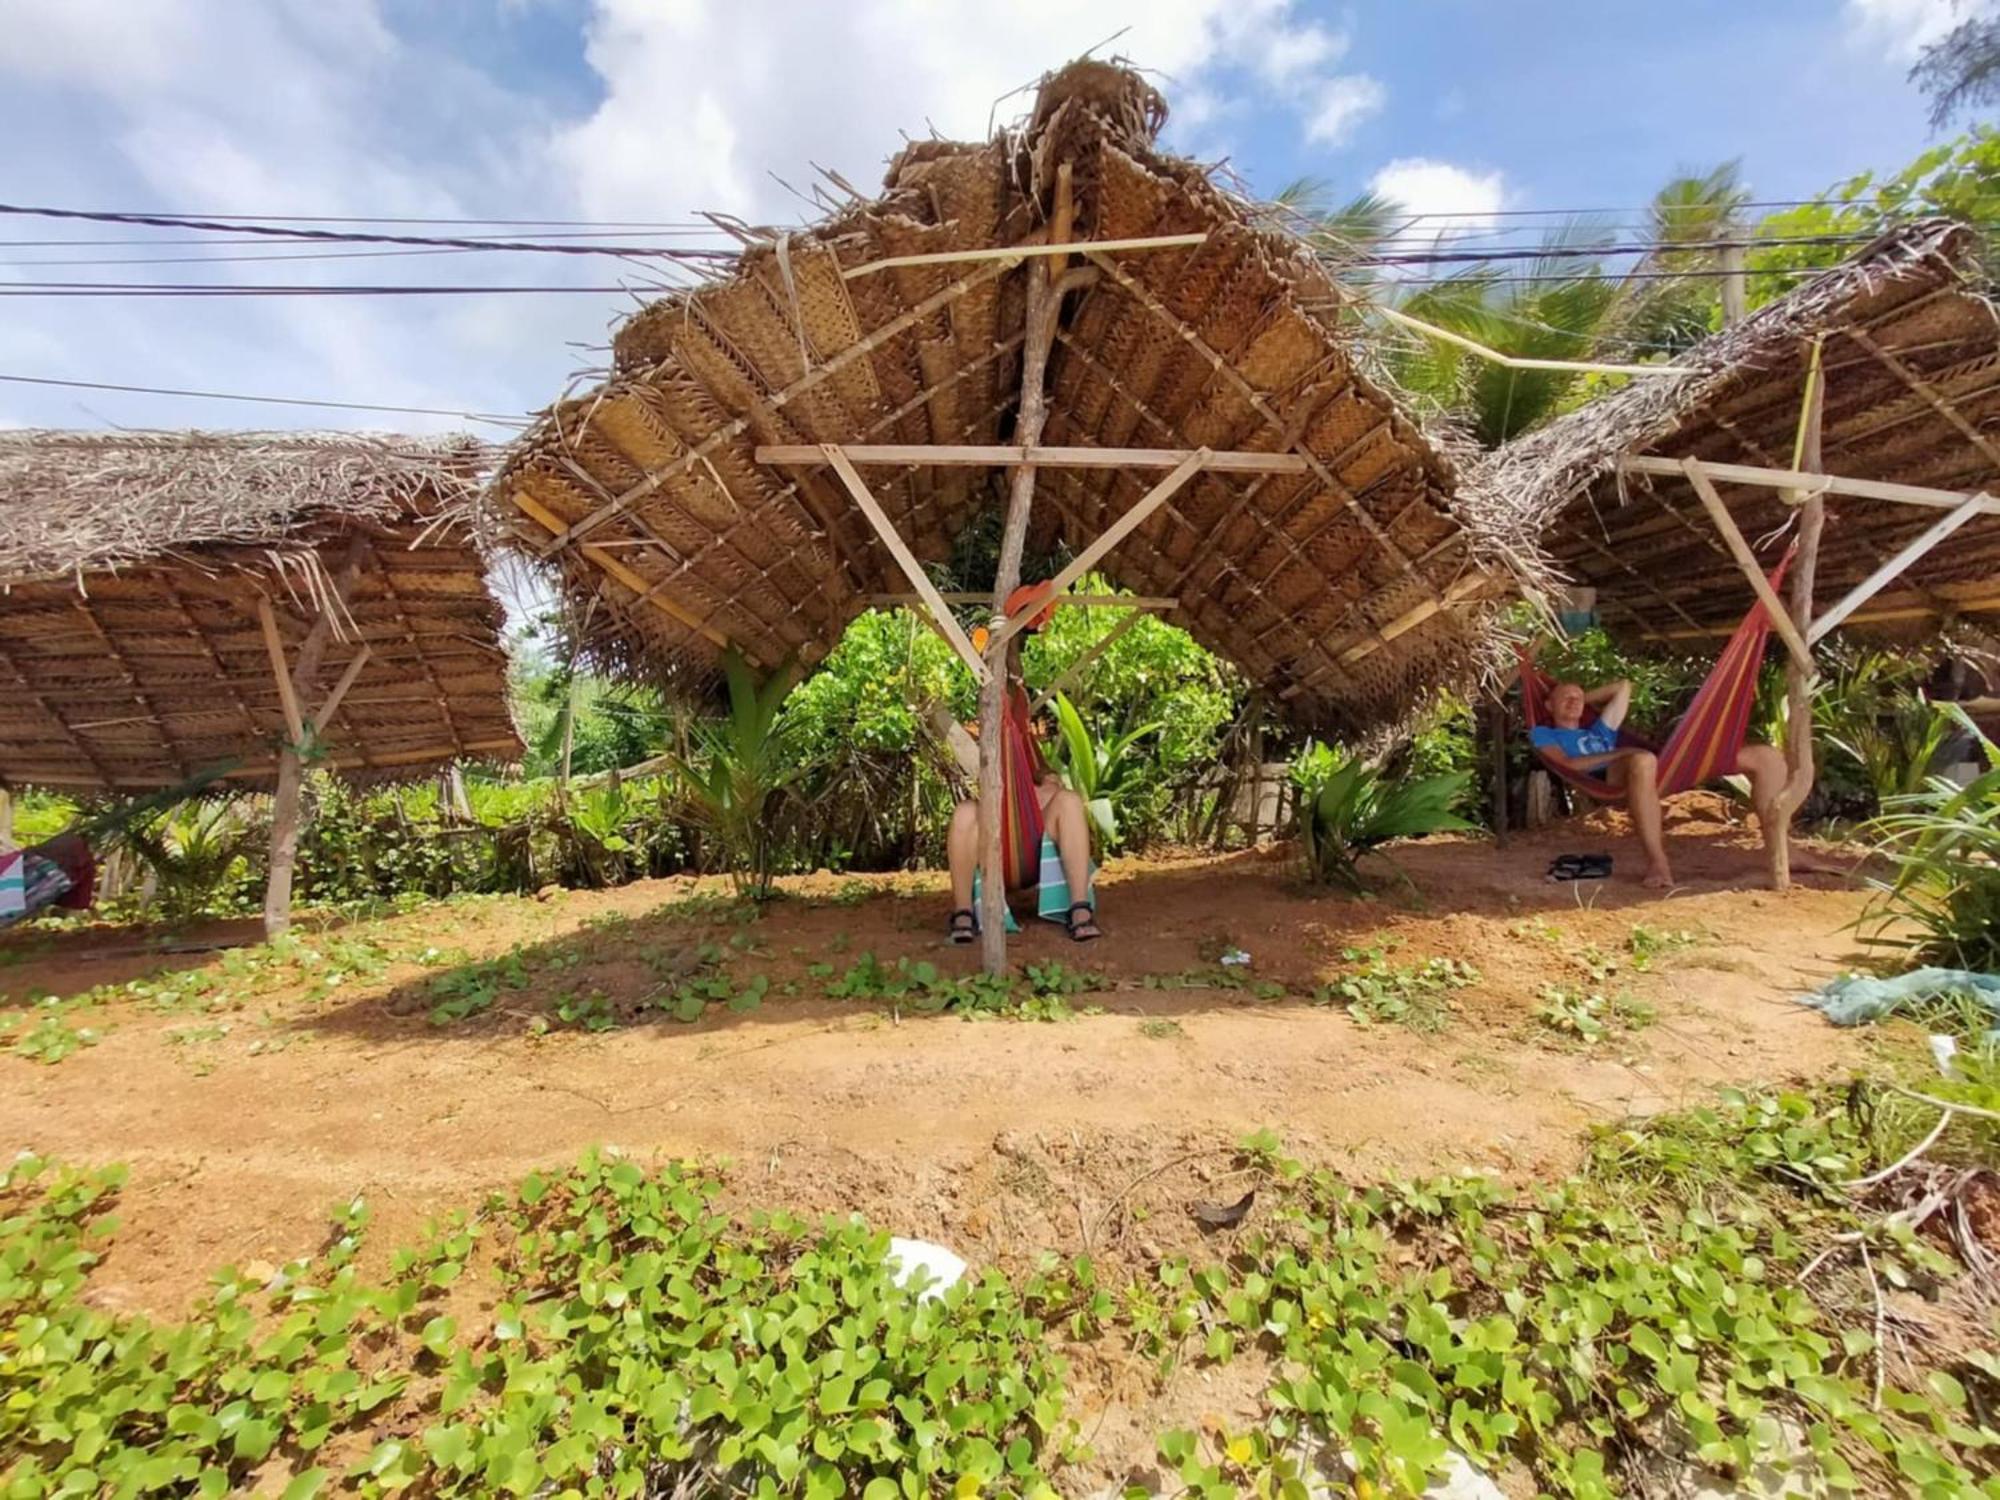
xmin=264 ymin=748 xmax=306 ymax=937
xmin=976 ymin=259 xmax=1057 ymax=974
xmin=1769 ymin=341 xmax=1828 ymax=892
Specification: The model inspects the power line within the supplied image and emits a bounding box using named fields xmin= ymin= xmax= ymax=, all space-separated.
xmin=0 ymin=371 xmax=526 ymax=426
xmin=0 ymin=203 xmax=739 ymax=261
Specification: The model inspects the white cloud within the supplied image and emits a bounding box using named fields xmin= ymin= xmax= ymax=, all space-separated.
xmin=0 ymin=0 xmax=1396 ymax=435
xmin=1844 ymin=0 xmax=1963 ymax=60
xmin=1303 ymin=75 xmax=1387 ymax=146
xmin=1368 ymin=157 xmax=1508 ymax=231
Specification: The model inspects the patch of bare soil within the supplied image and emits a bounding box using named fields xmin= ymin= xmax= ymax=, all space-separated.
xmin=0 ymin=821 xmax=1874 ymax=1479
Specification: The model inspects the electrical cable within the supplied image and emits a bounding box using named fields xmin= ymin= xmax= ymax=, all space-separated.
xmin=0 ymin=372 xmax=526 ymax=426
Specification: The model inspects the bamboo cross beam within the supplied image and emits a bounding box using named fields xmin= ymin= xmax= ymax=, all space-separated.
xmin=511 ymin=488 xmax=739 ymax=656
xmin=755 ymin=442 xmax=1306 ymax=473
xmin=1807 ymin=491 xmax=1992 ymax=644
xmin=1619 ymin=455 xmax=2000 ymax=516
xmin=1677 ymin=458 xmax=1817 ymax=673
xmin=819 ymin=444 xmax=988 ymax=680
xmin=991 ymin=449 xmax=1208 ymax=650
xmin=870 ymin=592 xmax=1178 ymax=611
xmin=840 ymin=232 xmax=1208 ymax=280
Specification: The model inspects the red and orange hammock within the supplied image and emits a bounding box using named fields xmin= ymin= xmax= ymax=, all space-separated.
xmin=1519 ymin=553 xmax=1792 ymax=803
xmin=999 ymin=685 xmax=1049 ymax=889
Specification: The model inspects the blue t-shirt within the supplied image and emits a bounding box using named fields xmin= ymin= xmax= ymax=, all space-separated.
xmin=1531 ymin=723 xmax=1618 ymax=760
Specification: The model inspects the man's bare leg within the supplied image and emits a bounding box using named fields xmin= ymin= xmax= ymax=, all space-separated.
xmin=947 ymin=799 xmax=978 ymax=910
xmin=1610 ymin=751 xmax=1674 ymax=888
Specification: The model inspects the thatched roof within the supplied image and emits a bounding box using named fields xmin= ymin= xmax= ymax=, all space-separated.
xmin=1475 ymin=220 xmax=2000 ymax=642
xmin=0 ymin=430 xmax=522 ymax=790
xmin=492 ymin=60 xmax=1517 ymax=734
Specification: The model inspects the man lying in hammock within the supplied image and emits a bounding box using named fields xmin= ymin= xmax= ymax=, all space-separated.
xmin=943 ymin=584 xmax=1101 ymax=944
xmin=1534 ymin=677 xmax=1790 ymax=890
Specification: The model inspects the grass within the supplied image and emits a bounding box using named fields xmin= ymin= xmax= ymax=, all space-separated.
xmin=1534 ymin=984 xmax=1656 ymax=1046
xmin=1313 ymin=947 xmax=1479 ymax=1033
xmin=5 ymin=1069 xmax=1994 ymax=1498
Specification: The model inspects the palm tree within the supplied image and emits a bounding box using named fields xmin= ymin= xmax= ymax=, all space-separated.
xmin=1274 ymin=163 xmax=1745 ymax=449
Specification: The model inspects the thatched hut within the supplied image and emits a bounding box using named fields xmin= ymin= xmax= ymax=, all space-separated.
xmin=1470 ymin=218 xmax=2000 ymax=885
xmin=492 ymin=59 xmax=1531 ymax=968
xmin=0 ymin=429 xmax=522 ymax=930
xmin=1475 ymin=219 xmax=2000 ymax=644
xmin=492 ymin=61 xmax=1517 ymax=735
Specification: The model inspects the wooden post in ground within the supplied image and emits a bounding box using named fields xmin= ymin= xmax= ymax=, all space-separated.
xmin=976 ymin=168 xmax=1068 ymax=975
xmin=1489 ymin=692 xmax=1510 ymax=849
xmin=1769 ymin=339 xmax=1829 ymax=892
xmin=258 ymin=545 xmax=365 ymax=938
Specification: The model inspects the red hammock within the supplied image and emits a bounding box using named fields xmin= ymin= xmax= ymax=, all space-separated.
xmin=1520 ymin=554 xmax=1792 ymax=803
xmin=999 ymin=685 xmax=1050 ymax=890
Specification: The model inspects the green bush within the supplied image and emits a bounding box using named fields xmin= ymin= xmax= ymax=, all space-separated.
xmin=1859 ymin=706 xmax=2000 ymax=970
xmin=1294 ymin=745 xmax=1476 ymax=891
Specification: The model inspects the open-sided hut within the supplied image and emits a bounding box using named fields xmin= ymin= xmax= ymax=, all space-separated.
xmin=0 ymin=429 xmax=521 ymax=930
xmin=493 ymin=60 xmax=1522 ymax=968
xmin=1478 ymin=220 xmax=2000 ymax=645
xmin=1472 ymin=219 xmax=2000 ymax=883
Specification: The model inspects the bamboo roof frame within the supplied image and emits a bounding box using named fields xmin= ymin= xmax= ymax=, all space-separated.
xmin=0 ymin=430 xmax=522 ymax=793
xmin=492 ymin=59 xmax=1530 ymax=736
xmin=1473 ymin=220 xmax=2000 ymax=646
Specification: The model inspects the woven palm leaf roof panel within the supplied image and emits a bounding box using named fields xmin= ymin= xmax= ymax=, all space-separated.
xmin=1475 ymin=221 xmax=2000 ymax=643
xmin=0 ymin=431 xmax=521 ymax=791
xmin=495 ymin=62 xmax=1517 ymax=735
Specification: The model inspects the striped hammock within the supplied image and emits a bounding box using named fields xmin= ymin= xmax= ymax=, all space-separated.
xmin=1000 ymin=686 xmax=1048 ymax=889
xmin=1520 ymin=552 xmax=1792 ymax=803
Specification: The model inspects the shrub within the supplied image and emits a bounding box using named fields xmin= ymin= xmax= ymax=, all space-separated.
xmin=1858 ymin=706 xmax=2000 ymax=970
xmin=1293 ymin=745 xmax=1475 ymax=891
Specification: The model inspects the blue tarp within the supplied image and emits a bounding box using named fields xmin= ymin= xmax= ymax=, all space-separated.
xmin=1799 ymin=967 xmax=2000 ymax=1039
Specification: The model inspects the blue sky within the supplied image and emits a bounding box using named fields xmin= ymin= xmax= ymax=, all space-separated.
xmin=0 ymin=0 xmax=1965 ymax=435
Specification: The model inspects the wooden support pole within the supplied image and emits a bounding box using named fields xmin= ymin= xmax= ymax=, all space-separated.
xmin=992 ymin=450 xmax=1206 ymax=649
xmin=1489 ymin=691 xmax=1511 ymax=849
xmin=256 ymin=596 xmax=306 ymax=746
xmin=822 ymin=445 xmax=987 ymax=679
xmin=312 ymin=645 xmax=373 ymax=734
xmin=259 ymin=544 xmax=363 ymax=939
xmin=1678 ymin=458 xmax=1818 ymax=674
xmin=1029 ymin=609 xmax=1148 ymax=717
xmin=977 ymin=187 xmax=1063 ymax=977
xmin=1770 ymin=339 xmax=1828 ymax=892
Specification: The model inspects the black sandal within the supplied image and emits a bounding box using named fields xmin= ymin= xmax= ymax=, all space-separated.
xmin=1065 ymin=903 xmax=1102 ymax=943
xmin=948 ymin=908 xmax=977 ymax=945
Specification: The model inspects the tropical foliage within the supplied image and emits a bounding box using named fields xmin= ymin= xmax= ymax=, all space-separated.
xmin=1293 ymin=744 xmax=1476 ymax=891
xmin=1859 ymin=706 xmax=2000 ymax=971
xmin=671 ymin=649 xmax=806 ymax=901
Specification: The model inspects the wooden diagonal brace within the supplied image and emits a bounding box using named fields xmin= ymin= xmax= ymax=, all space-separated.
xmin=992 ymin=448 xmax=1207 ymax=649
xmin=1678 ymin=458 xmax=1817 ymax=674
xmin=820 ymin=444 xmax=987 ymax=680
xmin=1808 ymin=491 xmax=1992 ymax=645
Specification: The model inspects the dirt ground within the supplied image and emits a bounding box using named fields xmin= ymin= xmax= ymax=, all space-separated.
xmin=0 ymin=806 xmax=1882 ymax=1482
